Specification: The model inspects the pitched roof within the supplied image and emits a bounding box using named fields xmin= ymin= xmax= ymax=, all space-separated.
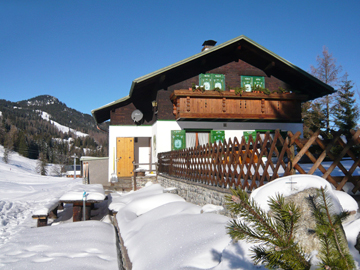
xmin=92 ymin=35 xmax=334 ymax=124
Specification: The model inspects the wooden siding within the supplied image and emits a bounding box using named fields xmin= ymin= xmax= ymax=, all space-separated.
xmin=111 ymin=59 xmax=300 ymax=125
xmin=170 ymin=90 xmax=307 ymax=122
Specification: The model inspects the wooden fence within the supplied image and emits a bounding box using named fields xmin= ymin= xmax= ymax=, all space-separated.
xmin=157 ymin=129 xmax=360 ymax=194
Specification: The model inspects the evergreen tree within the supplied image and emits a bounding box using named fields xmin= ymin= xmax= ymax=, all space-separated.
xmin=302 ymin=101 xmax=325 ymax=138
xmin=226 ymin=188 xmax=355 ymax=269
xmin=333 ymin=75 xmax=359 ymax=139
xmin=17 ymin=131 xmax=28 ymax=157
xmin=226 ymin=189 xmax=311 ymax=269
xmin=2 ymin=147 xmax=11 ymax=164
xmin=36 ymin=152 xmax=48 ymax=175
xmin=2 ymin=126 xmax=16 ymax=164
xmin=308 ymin=187 xmax=355 ymax=269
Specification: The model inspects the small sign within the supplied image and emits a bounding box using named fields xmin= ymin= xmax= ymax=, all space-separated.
xmin=241 ymin=76 xmax=265 ymax=92
xmin=171 ymin=130 xmax=186 ymax=150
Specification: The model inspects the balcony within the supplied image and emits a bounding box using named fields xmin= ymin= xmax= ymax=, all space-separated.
xmin=170 ymin=89 xmax=308 ymax=122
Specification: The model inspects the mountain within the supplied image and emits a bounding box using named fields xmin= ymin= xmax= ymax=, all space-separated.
xmin=0 ymin=95 xmax=108 ymax=165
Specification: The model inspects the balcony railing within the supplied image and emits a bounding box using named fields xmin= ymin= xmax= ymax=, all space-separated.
xmin=170 ymin=89 xmax=307 ymax=121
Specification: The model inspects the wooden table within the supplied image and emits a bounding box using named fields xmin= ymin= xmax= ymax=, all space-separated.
xmin=60 ymin=199 xmax=104 ymax=222
xmin=59 ymin=184 xmax=105 ymax=222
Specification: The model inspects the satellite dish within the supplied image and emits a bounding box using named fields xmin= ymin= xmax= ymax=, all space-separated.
xmin=131 ymin=109 xmax=143 ymax=123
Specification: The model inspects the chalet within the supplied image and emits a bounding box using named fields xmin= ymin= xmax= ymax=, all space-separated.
xmin=91 ymin=35 xmax=334 ymax=182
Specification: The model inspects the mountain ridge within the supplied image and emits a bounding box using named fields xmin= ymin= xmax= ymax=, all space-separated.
xmin=0 ymin=95 xmax=108 ymax=165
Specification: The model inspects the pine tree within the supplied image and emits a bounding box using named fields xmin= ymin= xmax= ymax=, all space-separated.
xmin=302 ymin=101 xmax=325 ymax=138
xmin=2 ymin=147 xmax=11 ymax=164
xmin=226 ymin=189 xmax=311 ymax=269
xmin=308 ymin=187 xmax=355 ymax=269
xmin=333 ymin=75 xmax=359 ymax=139
xmin=17 ymin=131 xmax=28 ymax=157
xmin=226 ymin=187 xmax=355 ymax=269
xmin=2 ymin=126 xmax=16 ymax=164
xmin=36 ymin=152 xmax=48 ymax=175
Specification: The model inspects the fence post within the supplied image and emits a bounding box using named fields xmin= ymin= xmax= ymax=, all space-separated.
xmin=289 ymin=137 xmax=295 ymax=175
xmin=156 ymin=162 xmax=158 ymax=183
xmin=133 ymin=161 xmax=137 ymax=191
xmin=169 ymin=152 xmax=173 ymax=176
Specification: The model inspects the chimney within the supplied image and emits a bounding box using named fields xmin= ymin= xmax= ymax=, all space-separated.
xmin=201 ymin=40 xmax=217 ymax=52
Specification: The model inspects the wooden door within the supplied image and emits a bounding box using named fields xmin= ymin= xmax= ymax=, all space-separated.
xmin=116 ymin=137 xmax=134 ymax=177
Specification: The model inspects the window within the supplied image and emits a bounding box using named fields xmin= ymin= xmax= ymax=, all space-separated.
xmin=171 ymin=130 xmax=225 ymax=150
xmin=186 ymin=132 xmax=209 ymax=148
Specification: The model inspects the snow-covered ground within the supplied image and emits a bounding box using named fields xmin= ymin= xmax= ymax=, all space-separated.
xmin=0 ymin=146 xmax=118 ymax=269
xmin=1 ymin=145 xmax=360 ymax=269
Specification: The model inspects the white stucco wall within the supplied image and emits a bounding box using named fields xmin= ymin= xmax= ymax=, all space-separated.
xmin=107 ymin=121 xmax=303 ymax=182
xmin=108 ymin=125 xmax=153 ymax=182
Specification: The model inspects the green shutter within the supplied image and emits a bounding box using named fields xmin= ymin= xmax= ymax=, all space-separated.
xmin=241 ymin=76 xmax=265 ymax=92
xmin=243 ymin=131 xmax=257 ymax=142
xmin=199 ymin=74 xmax=212 ymax=90
xmin=210 ymin=130 xmax=225 ymax=144
xmin=171 ymin=130 xmax=186 ymax=150
xmin=199 ymin=73 xmax=225 ymax=91
xmin=212 ymin=74 xmax=225 ymax=91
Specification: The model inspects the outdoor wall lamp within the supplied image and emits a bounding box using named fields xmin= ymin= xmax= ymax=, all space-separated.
xmin=152 ymin=100 xmax=158 ymax=114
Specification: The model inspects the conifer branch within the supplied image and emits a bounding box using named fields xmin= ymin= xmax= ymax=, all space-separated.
xmin=319 ymin=187 xmax=351 ymax=270
xmin=308 ymin=187 xmax=355 ymax=269
xmin=226 ymin=189 xmax=311 ymax=269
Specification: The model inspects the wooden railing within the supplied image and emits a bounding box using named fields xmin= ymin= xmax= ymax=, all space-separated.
xmin=157 ymin=129 xmax=360 ymax=193
xmin=132 ymin=162 xmax=158 ymax=191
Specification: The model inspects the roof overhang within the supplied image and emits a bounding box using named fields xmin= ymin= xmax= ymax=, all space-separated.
xmin=91 ymin=35 xmax=334 ymax=124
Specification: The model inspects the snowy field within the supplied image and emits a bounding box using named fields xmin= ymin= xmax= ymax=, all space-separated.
xmin=0 ymin=145 xmax=360 ymax=269
xmin=0 ymin=146 xmax=118 ymax=269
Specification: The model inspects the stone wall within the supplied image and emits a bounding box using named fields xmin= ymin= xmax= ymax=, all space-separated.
xmin=151 ymin=175 xmax=233 ymax=217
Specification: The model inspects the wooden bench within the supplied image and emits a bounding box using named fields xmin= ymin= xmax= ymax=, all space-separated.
xmin=59 ymin=199 xmax=104 ymax=222
xmin=32 ymin=201 xmax=63 ymax=227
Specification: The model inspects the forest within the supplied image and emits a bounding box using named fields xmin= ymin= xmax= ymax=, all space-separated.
xmin=0 ymin=95 xmax=108 ymax=167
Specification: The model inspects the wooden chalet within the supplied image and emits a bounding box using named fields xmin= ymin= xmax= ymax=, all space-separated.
xmin=91 ymin=35 xmax=334 ymax=182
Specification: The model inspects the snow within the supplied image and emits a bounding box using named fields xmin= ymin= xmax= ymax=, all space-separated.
xmin=60 ymin=184 xmax=105 ymax=201
xmin=36 ymin=110 xmax=89 ymax=138
xmin=1 ymin=145 xmax=360 ymax=269
xmin=32 ymin=199 xmax=60 ymax=216
xmin=201 ymin=204 xmax=224 ymax=214
xmin=250 ymin=174 xmax=346 ymax=214
xmin=0 ymin=221 xmax=118 ymax=269
xmin=0 ymin=146 xmax=117 ymax=269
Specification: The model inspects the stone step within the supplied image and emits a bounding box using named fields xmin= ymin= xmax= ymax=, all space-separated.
xmin=104 ymin=178 xmax=133 ymax=193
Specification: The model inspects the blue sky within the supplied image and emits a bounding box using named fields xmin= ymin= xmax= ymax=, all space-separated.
xmin=1 ymin=1 xmax=359 ymax=115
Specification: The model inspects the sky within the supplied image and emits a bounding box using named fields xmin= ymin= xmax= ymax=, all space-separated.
xmin=1 ymin=1 xmax=360 ymax=115
xmin=1 ymin=145 xmax=359 ymax=269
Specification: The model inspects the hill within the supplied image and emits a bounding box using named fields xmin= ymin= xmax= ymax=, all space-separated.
xmin=0 ymin=95 xmax=108 ymax=166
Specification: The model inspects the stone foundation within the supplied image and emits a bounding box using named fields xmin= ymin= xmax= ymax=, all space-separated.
xmin=155 ymin=174 xmax=232 ymax=217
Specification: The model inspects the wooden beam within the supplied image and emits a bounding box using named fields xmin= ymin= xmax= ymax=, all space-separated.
xmin=264 ymin=61 xmax=275 ymax=76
